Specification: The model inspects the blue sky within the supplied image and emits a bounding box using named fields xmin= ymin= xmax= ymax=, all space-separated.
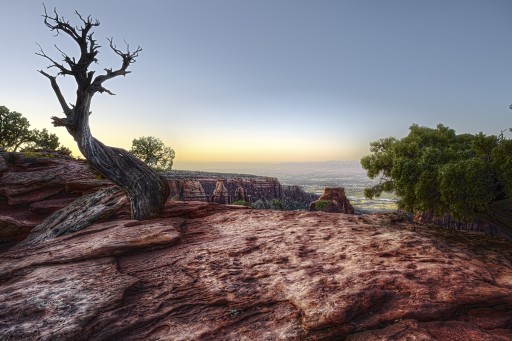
xmin=1 ymin=1 xmax=511 ymax=163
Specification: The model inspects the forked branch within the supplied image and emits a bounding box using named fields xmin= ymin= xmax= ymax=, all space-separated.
xmin=90 ymin=38 xmax=142 ymax=94
xmin=39 ymin=5 xmax=141 ymax=97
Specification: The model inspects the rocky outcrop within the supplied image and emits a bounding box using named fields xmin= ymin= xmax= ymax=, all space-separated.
xmin=0 ymin=152 xmax=102 ymax=206
xmin=234 ymin=186 xmax=247 ymax=201
xmin=309 ymin=187 xmax=355 ymax=214
xmin=168 ymin=179 xmax=208 ymax=202
xmin=165 ymin=171 xmax=315 ymax=208
xmin=15 ymin=187 xmax=128 ymax=249
xmin=0 ymin=152 xmax=113 ymax=249
xmin=211 ymin=179 xmax=229 ymax=204
xmin=1 ymin=207 xmax=511 ymax=340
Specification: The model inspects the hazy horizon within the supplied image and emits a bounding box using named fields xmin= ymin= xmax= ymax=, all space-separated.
xmin=2 ymin=1 xmax=511 ymax=162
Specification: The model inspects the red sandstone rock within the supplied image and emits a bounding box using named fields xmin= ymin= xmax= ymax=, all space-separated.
xmin=309 ymin=187 xmax=355 ymax=214
xmin=170 ymin=175 xmax=303 ymax=206
xmin=1 ymin=208 xmax=511 ymax=340
xmin=0 ymin=201 xmax=45 ymax=251
xmin=65 ymin=178 xmax=114 ymax=194
xmin=29 ymin=197 xmax=78 ymax=214
xmin=168 ymin=179 xmax=208 ymax=202
xmin=211 ymin=179 xmax=229 ymax=204
xmin=0 ymin=156 xmax=101 ymax=205
xmin=234 ymin=186 xmax=247 ymax=201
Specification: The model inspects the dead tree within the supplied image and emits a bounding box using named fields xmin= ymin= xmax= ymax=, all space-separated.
xmin=37 ymin=7 xmax=169 ymax=219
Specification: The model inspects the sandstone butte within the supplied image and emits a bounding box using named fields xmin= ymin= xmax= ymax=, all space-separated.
xmin=1 ymin=152 xmax=512 ymax=340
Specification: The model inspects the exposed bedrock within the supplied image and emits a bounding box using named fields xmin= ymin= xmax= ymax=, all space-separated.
xmin=1 ymin=208 xmax=511 ymax=340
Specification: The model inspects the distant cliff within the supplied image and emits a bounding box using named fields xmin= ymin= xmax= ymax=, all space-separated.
xmin=164 ymin=170 xmax=318 ymax=210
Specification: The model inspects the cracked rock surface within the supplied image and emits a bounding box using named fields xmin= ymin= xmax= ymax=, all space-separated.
xmin=1 ymin=206 xmax=511 ymax=340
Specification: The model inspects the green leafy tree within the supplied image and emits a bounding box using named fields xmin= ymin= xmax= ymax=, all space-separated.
xmin=22 ymin=128 xmax=73 ymax=155
xmin=22 ymin=128 xmax=58 ymax=151
xmin=361 ymin=124 xmax=510 ymax=221
xmin=130 ymin=136 xmax=175 ymax=172
xmin=0 ymin=106 xmax=32 ymax=152
xmin=0 ymin=106 xmax=72 ymax=155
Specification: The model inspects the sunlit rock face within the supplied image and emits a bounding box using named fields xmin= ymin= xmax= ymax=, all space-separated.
xmin=165 ymin=173 xmax=316 ymax=209
xmin=309 ymin=187 xmax=355 ymax=214
xmin=1 ymin=206 xmax=511 ymax=340
xmin=168 ymin=179 xmax=208 ymax=202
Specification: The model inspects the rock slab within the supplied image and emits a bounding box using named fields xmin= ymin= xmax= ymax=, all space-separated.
xmin=1 ymin=207 xmax=511 ymax=340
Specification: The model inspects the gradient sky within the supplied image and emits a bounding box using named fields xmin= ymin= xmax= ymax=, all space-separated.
xmin=1 ymin=1 xmax=511 ymax=164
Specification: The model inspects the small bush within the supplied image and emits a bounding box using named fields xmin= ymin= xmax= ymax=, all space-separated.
xmin=251 ymin=199 xmax=267 ymax=209
xmin=315 ymin=200 xmax=330 ymax=211
xmin=232 ymin=200 xmax=251 ymax=207
xmin=21 ymin=151 xmax=42 ymax=159
xmin=270 ymin=198 xmax=284 ymax=210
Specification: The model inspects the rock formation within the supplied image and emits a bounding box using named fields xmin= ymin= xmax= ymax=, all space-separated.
xmin=165 ymin=170 xmax=316 ymax=208
xmin=0 ymin=153 xmax=318 ymax=251
xmin=2 ymin=152 xmax=512 ymax=339
xmin=168 ymin=179 xmax=207 ymax=202
xmin=1 ymin=207 xmax=511 ymax=340
xmin=0 ymin=152 xmax=110 ymax=250
xmin=234 ymin=186 xmax=247 ymax=202
xmin=211 ymin=179 xmax=229 ymax=204
xmin=309 ymin=187 xmax=355 ymax=214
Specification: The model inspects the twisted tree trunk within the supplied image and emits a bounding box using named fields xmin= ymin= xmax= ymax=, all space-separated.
xmin=37 ymin=6 xmax=169 ymax=219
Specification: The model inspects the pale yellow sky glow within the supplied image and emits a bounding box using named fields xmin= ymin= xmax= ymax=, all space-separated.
xmin=65 ymin=124 xmax=364 ymax=162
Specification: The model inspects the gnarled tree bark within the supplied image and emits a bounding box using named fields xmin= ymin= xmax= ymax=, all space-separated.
xmin=37 ymin=6 xmax=169 ymax=220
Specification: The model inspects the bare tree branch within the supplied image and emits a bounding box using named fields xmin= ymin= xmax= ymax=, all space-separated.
xmin=42 ymin=4 xmax=81 ymax=42
xmin=35 ymin=43 xmax=73 ymax=76
xmin=38 ymin=70 xmax=72 ymax=118
xmin=90 ymin=38 xmax=142 ymax=93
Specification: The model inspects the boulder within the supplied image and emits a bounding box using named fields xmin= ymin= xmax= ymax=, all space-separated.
xmin=309 ymin=187 xmax=355 ymax=214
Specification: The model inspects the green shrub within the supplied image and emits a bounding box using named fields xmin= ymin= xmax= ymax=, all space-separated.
xmin=251 ymin=199 xmax=267 ymax=209
xmin=270 ymin=198 xmax=284 ymax=210
xmin=315 ymin=200 xmax=330 ymax=211
xmin=232 ymin=200 xmax=251 ymax=207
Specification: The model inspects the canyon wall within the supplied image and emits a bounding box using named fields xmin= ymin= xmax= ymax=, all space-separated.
xmin=164 ymin=170 xmax=318 ymax=209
